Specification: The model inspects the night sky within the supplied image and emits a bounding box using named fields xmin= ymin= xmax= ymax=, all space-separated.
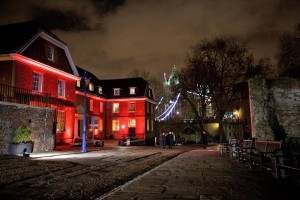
xmin=1 ymin=0 xmax=300 ymax=81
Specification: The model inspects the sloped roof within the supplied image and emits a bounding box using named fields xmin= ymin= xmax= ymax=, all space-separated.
xmin=0 ymin=21 xmax=78 ymax=77
xmin=0 ymin=21 xmax=63 ymax=54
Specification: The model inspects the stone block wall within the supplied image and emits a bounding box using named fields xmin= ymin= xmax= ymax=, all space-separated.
xmin=0 ymin=102 xmax=55 ymax=154
xmin=249 ymin=77 xmax=300 ymax=140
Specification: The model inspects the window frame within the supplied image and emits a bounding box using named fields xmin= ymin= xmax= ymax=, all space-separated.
xmin=128 ymin=102 xmax=136 ymax=112
xmin=129 ymin=87 xmax=136 ymax=95
xmin=47 ymin=46 xmax=55 ymax=62
xmin=90 ymin=99 xmax=94 ymax=111
xmin=114 ymin=88 xmax=120 ymax=96
xmin=128 ymin=119 xmax=136 ymax=127
xmin=112 ymin=119 xmax=119 ymax=131
xmin=56 ymin=110 xmax=65 ymax=132
xmin=58 ymin=79 xmax=65 ymax=98
xmin=112 ymin=103 xmax=119 ymax=113
xmin=32 ymin=72 xmax=42 ymax=93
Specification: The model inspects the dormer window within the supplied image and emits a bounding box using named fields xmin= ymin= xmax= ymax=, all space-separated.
xmin=76 ymin=80 xmax=81 ymax=87
xmin=129 ymin=87 xmax=136 ymax=95
xmin=98 ymin=86 xmax=103 ymax=94
xmin=89 ymin=83 xmax=94 ymax=91
xmin=47 ymin=46 xmax=55 ymax=62
xmin=114 ymin=88 xmax=120 ymax=96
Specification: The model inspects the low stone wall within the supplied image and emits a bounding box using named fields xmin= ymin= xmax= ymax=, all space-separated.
xmin=0 ymin=102 xmax=55 ymax=154
xmin=249 ymin=77 xmax=300 ymax=140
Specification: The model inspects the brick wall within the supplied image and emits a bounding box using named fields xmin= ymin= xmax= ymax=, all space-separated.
xmin=249 ymin=77 xmax=300 ymax=140
xmin=0 ymin=102 xmax=55 ymax=154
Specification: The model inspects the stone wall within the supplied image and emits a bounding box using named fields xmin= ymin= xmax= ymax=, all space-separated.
xmin=249 ymin=77 xmax=300 ymax=140
xmin=0 ymin=102 xmax=55 ymax=154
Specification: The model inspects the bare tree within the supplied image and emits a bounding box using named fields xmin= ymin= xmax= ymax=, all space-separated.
xmin=277 ymin=23 xmax=300 ymax=79
xmin=173 ymin=37 xmax=269 ymax=142
xmin=128 ymin=68 xmax=163 ymax=98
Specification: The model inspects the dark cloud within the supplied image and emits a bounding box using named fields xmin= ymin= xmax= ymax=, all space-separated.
xmin=1 ymin=0 xmax=300 ymax=81
xmin=32 ymin=8 xmax=90 ymax=31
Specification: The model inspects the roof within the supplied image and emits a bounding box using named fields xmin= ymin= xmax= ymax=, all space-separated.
xmin=0 ymin=21 xmax=63 ymax=54
xmin=0 ymin=21 xmax=78 ymax=77
xmin=76 ymin=66 xmax=155 ymax=100
xmin=101 ymin=77 xmax=150 ymax=99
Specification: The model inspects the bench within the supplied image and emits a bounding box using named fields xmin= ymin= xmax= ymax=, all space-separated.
xmin=273 ymin=137 xmax=300 ymax=181
xmin=242 ymin=140 xmax=282 ymax=172
xmin=236 ymin=139 xmax=254 ymax=163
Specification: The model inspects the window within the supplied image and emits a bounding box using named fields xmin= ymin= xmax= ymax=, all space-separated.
xmin=32 ymin=72 xmax=42 ymax=92
xmin=146 ymin=102 xmax=150 ymax=113
xmin=129 ymin=87 xmax=136 ymax=95
xmin=100 ymin=102 xmax=103 ymax=113
xmin=129 ymin=102 xmax=136 ymax=112
xmin=58 ymin=80 xmax=65 ymax=97
xmin=90 ymin=99 xmax=94 ymax=111
xmin=114 ymin=88 xmax=120 ymax=96
xmin=128 ymin=119 xmax=136 ymax=127
xmin=99 ymin=119 xmax=103 ymax=131
xmin=147 ymin=119 xmax=150 ymax=131
xmin=47 ymin=46 xmax=55 ymax=61
xmin=98 ymin=86 xmax=102 ymax=94
xmin=56 ymin=110 xmax=65 ymax=132
xmin=76 ymin=80 xmax=81 ymax=87
xmin=112 ymin=120 xmax=119 ymax=131
xmin=89 ymin=83 xmax=94 ymax=91
xmin=89 ymin=117 xmax=98 ymax=131
xmin=112 ymin=103 xmax=119 ymax=113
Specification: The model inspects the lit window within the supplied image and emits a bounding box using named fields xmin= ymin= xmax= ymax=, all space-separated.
xmin=128 ymin=119 xmax=136 ymax=127
xmin=114 ymin=88 xmax=120 ymax=96
xmin=129 ymin=87 xmax=136 ymax=95
xmin=76 ymin=80 xmax=81 ymax=87
xmin=58 ymin=80 xmax=65 ymax=97
xmin=112 ymin=120 xmax=119 ymax=131
xmin=112 ymin=103 xmax=119 ymax=113
xmin=99 ymin=119 xmax=103 ymax=131
xmin=100 ymin=102 xmax=103 ymax=113
xmin=147 ymin=119 xmax=150 ymax=131
xmin=56 ymin=110 xmax=65 ymax=132
xmin=89 ymin=83 xmax=94 ymax=91
xmin=32 ymin=72 xmax=42 ymax=92
xmin=98 ymin=86 xmax=102 ymax=94
xmin=90 ymin=99 xmax=94 ymax=111
xmin=47 ymin=46 xmax=55 ymax=61
xmin=129 ymin=102 xmax=135 ymax=112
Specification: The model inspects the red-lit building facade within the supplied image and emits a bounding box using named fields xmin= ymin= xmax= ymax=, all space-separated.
xmin=0 ymin=21 xmax=79 ymax=144
xmin=0 ymin=21 xmax=156 ymax=145
xmin=75 ymin=67 xmax=156 ymax=141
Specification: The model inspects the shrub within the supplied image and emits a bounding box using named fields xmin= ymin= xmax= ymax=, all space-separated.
xmin=13 ymin=126 xmax=31 ymax=144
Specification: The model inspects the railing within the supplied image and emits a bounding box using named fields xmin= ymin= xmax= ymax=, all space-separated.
xmin=0 ymin=83 xmax=74 ymax=108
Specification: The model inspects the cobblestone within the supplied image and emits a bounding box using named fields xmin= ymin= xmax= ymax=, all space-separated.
xmin=101 ymin=148 xmax=300 ymax=200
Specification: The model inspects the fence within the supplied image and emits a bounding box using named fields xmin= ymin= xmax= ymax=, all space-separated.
xmin=0 ymin=83 xmax=50 ymax=107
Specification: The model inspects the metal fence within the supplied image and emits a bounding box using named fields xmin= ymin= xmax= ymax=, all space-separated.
xmin=0 ymin=83 xmax=50 ymax=107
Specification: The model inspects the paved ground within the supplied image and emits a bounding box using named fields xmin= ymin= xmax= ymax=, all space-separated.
xmin=98 ymin=147 xmax=300 ymax=200
xmin=2 ymin=141 xmax=300 ymax=200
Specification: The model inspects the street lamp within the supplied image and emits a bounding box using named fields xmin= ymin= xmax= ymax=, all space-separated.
xmin=121 ymin=124 xmax=125 ymax=145
xmin=82 ymin=71 xmax=90 ymax=153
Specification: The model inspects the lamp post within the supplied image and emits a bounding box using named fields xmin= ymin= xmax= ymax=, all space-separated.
xmin=82 ymin=71 xmax=90 ymax=153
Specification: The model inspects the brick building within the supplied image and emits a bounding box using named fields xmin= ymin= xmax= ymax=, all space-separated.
xmin=0 ymin=21 xmax=156 ymax=147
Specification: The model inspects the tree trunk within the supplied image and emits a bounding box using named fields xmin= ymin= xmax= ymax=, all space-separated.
xmin=217 ymin=120 xmax=226 ymax=143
